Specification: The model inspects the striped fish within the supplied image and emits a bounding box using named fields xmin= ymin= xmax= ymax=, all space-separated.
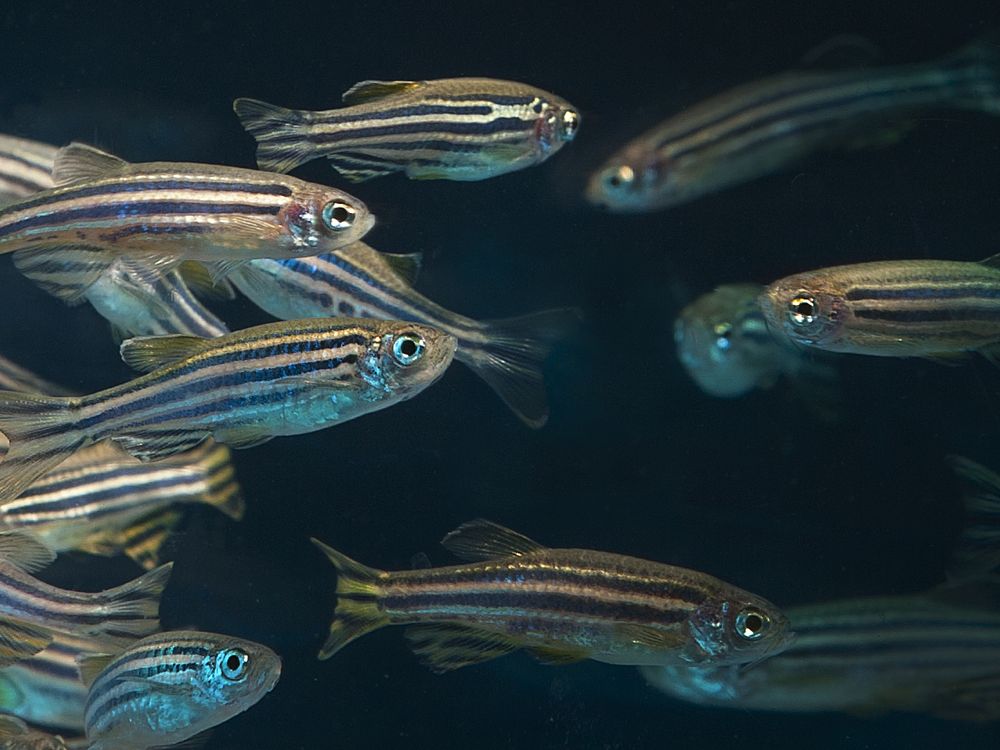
xmin=946 ymin=456 xmax=1000 ymax=583
xmin=0 ymin=531 xmax=171 ymax=659
xmin=0 ymin=318 xmax=456 ymax=502
xmin=80 ymin=630 xmax=280 ymax=750
xmin=641 ymin=584 xmax=1000 ymax=720
xmin=0 ymin=135 xmax=56 ymax=199
xmin=586 ymin=37 xmax=1000 ymax=211
xmin=0 ymin=440 xmax=243 ymax=570
xmin=233 ymin=77 xmax=580 ymax=181
xmin=0 ymin=142 xmax=374 ymax=304
xmin=0 ymin=633 xmax=97 ymax=734
xmin=0 ymin=716 xmax=69 ymax=750
xmin=0 ymin=357 xmax=69 ymax=398
xmin=311 ymin=519 xmax=791 ymax=672
xmin=0 ymin=136 xmax=231 ymax=339
xmin=226 ymin=241 xmax=579 ymax=427
xmin=759 ymin=257 xmax=1000 ymax=358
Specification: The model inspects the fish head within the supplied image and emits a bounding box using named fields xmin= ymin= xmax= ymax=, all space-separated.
xmin=585 ymin=145 xmax=675 ymax=212
xmin=535 ymin=98 xmax=581 ymax=155
xmin=674 ymin=283 xmax=782 ymax=397
xmin=759 ymin=274 xmax=849 ymax=350
xmin=686 ymin=592 xmax=793 ymax=666
xmin=197 ymin=637 xmax=282 ymax=712
xmin=359 ymin=322 xmax=457 ymax=399
xmin=279 ymin=186 xmax=375 ymax=254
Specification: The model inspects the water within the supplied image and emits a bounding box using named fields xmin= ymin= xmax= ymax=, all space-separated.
xmin=1 ymin=1 xmax=1000 ymax=748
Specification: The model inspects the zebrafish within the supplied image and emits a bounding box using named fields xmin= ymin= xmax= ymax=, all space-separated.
xmin=0 ymin=634 xmax=98 ymax=733
xmin=80 ymin=630 xmax=280 ymax=750
xmin=0 ymin=440 xmax=243 ymax=570
xmin=0 ymin=142 xmax=374 ymax=302
xmin=233 ymin=77 xmax=580 ymax=181
xmin=0 ymin=136 xmax=56 ymax=199
xmin=0 ymin=716 xmax=68 ymax=750
xmin=0 ymin=136 xmax=231 ymax=339
xmin=946 ymin=456 xmax=1000 ymax=583
xmin=0 ymin=318 xmax=456 ymax=502
xmin=225 ymin=241 xmax=579 ymax=427
xmin=759 ymin=257 xmax=1000 ymax=359
xmin=641 ymin=584 xmax=1000 ymax=720
xmin=586 ymin=37 xmax=1000 ymax=211
xmin=311 ymin=519 xmax=791 ymax=672
xmin=0 ymin=532 xmax=171 ymax=659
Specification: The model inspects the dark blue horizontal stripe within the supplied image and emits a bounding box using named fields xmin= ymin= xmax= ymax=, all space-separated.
xmin=443 ymin=93 xmax=539 ymax=106
xmin=310 ymin=103 xmax=495 ymax=127
xmin=0 ymin=201 xmax=280 ymax=240
xmin=299 ymin=117 xmax=531 ymax=146
xmin=845 ymin=285 xmax=1000 ymax=301
xmin=853 ymin=307 xmax=1000 ymax=322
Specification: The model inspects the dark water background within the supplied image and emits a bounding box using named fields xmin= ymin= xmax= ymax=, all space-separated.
xmin=2 ymin=1 xmax=1000 ymax=747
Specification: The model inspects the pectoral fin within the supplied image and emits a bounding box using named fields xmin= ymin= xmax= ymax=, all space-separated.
xmin=526 ymin=643 xmax=589 ymax=666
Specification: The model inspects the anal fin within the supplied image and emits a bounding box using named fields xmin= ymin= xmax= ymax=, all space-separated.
xmin=404 ymin=624 xmax=519 ymax=673
xmin=13 ymin=245 xmax=113 ymax=303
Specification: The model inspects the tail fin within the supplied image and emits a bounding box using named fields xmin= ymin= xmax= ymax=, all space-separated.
xmin=232 ymin=98 xmax=313 ymax=173
xmin=90 ymin=562 xmax=173 ymax=645
xmin=184 ymin=440 xmax=245 ymax=520
xmin=941 ymin=35 xmax=1000 ymax=114
xmin=310 ymin=538 xmax=389 ymax=660
xmin=0 ymin=391 xmax=86 ymax=503
xmin=947 ymin=455 xmax=1000 ymax=581
xmin=459 ymin=308 xmax=581 ymax=428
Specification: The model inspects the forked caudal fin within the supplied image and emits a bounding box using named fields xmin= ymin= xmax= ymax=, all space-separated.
xmin=232 ymin=98 xmax=314 ymax=174
xmin=0 ymin=391 xmax=87 ymax=503
xmin=460 ymin=307 xmax=582 ymax=428
xmin=947 ymin=455 xmax=1000 ymax=581
xmin=88 ymin=561 xmax=174 ymax=646
xmin=310 ymin=538 xmax=389 ymax=660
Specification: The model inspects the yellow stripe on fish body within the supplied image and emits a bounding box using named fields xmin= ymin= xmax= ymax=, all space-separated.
xmin=587 ymin=37 xmax=1000 ymax=211
xmin=311 ymin=519 xmax=791 ymax=672
xmin=233 ymin=77 xmax=580 ymax=180
xmin=0 ymin=143 xmax=374 ymax=296
xmin=0 ymin=318 xmax=456 ymax=502
xmin=760 ymin=257 xmax=1000 ymax=357
xmin=0 ymin=440 xmax=242 ymax=569
xmin=81 ymin=630 xmax=280 ymax=750
xmin=228 ymin=241 xmax=580 ymax=427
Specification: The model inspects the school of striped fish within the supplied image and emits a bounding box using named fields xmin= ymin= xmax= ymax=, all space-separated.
xmin=0 ymin=29 xmax=995 ymax=749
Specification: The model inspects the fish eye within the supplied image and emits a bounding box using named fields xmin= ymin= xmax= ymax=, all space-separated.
xmin=788 ymin=295 xmax=817 ymax=326
xmin=607 ymin=165 xmax=635 ymax=189
xmin=322 ymin=201 xmax=357 ymax=231
xmin=560 ymin=110 xmax=580 ymax=140
xmin=735 ymin=609 xmax=770 ymax=640
xmin=218 ymin=648 xmax=249 ymax=681
xmin=392 ymin=333 xmax=425 ymax=365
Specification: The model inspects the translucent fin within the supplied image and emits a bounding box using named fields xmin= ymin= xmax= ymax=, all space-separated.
xmin=232 ymin=98 xmax=312 ymax=174
xmin=326 ymin=154 xmax=394 ymax=182
xmin=379 ymin=252 xmax=423 ymax=285
xmin=0 ymin=391 xmax=86 ymax=503
xmin=112 ymin=432 xmax=210 ymax=463
xmin=119 ymin=334 xmax=212 ymax=373
xmin=946 ymin=455 xmax=1000 ymax=581
xmin=208 ymin=258 xmax=251 ymax=283
xmin=186 ymin=441 xmax=244 ymax=520
xmin=461 ymin=307 xmax=582 ymax=428
xmin=941 ymin=34 xmax=1000 ymax=114
xmin=120 ymin=509 xmax=184 ymax=569
xmin=929 ymin=674 xmax=1000 ymax=721
xmin=406 ymin=167 xmax=456 ymax=181
xmin=799 ymin=34 xmax=881 ymax=69
xmin=440 ymin=519 xmax=546 ymax=562
xmin=310 ymin=537 xmax=388 ymax=660
xmin=12 ymin=245 xmax=113 ymax=303
xmin=527 ymin=643 xmax=590 ymax=666
xmin=0 ymin=618 xmax=53 ymax=667
xmin=614 ymin=623 xmax=688 ymax=651
xmin=0 ymin=531 xmax=57 ymax=573
xmin=341 ymin=80 xmax=423 ymax=105
xmin=177 ymin=261 xmax=236 ymax=301
xmin=89 ymin=562 xmax=173 ymax=642
xmin=404 ymin=624 xmax=519 ymax=673
xmin=212 ymin=426 xmax=274 ymax=450
xmin=77 ymin=652 xmax=116 ymax=687
xmin=51 ymin=143 xmax=128 ymax=186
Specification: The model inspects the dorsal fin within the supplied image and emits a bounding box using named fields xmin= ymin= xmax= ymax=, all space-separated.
xmin=52 ymin=143 xmax=128 ymax=186
xmin=341 ymin=80 xmax=424 ymax=105
xmin=119 ymin=334 xmax=212 ymax=373
xmin=77 ymin=652 xmax=118 ymax=687
xmin=440 ymin=519 xmax=546 ymax=561
xmin=980 ymin=253 xmax=1000 ymax=269
xmin=380 ymin=251 xmax=423 ymax=285
xmin=0 ymin=531 xmax=57 ymax=573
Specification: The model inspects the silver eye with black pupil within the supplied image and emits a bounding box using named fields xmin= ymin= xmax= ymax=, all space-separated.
xmin=322 ymin=201 xmax=356 ymax=231
xmin=219 ymin=648 xmax=249 ymax=681
xmin=735 ymin=609 xmax=769 ymax=640
xmin=392 ymin=334 xmax=425 ymax=365
xmin=788 ymin=295 xmax=817 ymax=326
